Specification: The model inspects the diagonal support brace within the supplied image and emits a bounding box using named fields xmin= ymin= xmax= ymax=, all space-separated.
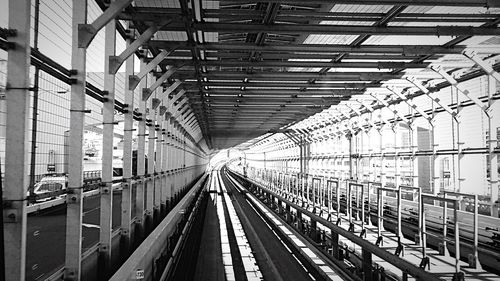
xmin=345 ymin=104 xmax=376 ymax=128
xmin=406 ymin=76 xmax=456 ymax=116
xmin=78 ymin=0 xmax=133 ymax=48
xmin=387 ymin=86 xmax=431 ymax=120
xmin=142 ymin=67 xmax=179 ymax=101
xmin=463 ymin=50 xmax=500 ymax=83
xmin=109 ymin=24 xmax=168 ymax=74
xmin=161 ymin=80 xmax=183 ymax=104
xmin=431 ymin=65 xmax=487 ymax=110
xmin=370 ymin=93 xmax=409 ymax=123
xmin=129 ymin=49 xmax=173 ymax=90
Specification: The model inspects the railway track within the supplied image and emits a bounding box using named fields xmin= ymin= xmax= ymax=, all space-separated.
xmin=211 ymin=166 xmax=348 ymax=281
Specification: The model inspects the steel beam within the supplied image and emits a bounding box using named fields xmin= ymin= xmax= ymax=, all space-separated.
xmin=64 ymin=1 xmax=87 ymax=280
xmin=3 ymin=1 xmax=31 ymax=280
xmin=193 ymin=59 xmax=430 ymax=69
xmin=99 ymin=13 xmax=116 ymax=278
xmin=78 ymin=0 xmax=133 ymax=48
xmin=207 ymin=0 xmax=500 ymax=6
xmin=189 ymin=22 xmax=500 ymax=36
xmin=146 ymin=40 xmax=472 ymax=55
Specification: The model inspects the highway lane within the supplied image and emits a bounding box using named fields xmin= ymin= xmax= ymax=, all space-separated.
xmin=26 ymin=192 xmax=122 ymax=281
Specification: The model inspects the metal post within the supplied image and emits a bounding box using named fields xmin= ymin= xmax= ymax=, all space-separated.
xmin=473 ymin=194 xmax=480 ymax=268
xmin=145 ymin=82 xmax=155 ymax=233
xmin=421 ymin=201 xmax=427 ymax=258
xmin=161 ymin=116 xmax=169 ymax=214
xmin=4 ymin=1 xmax=31 ymax=279
xmin=377 ymin=188 xmax=383 ymax=238
xmin=347 ymin=182 xmax=352 ymax=223
xmin=361 ymin=184 xmax=365 ymax=230
xmin=454 ymin=202 xmax=460 ymax=273
xmin=135 ymin=57 xmax=147 ymax=241
xmin=417 ymin=187 xmax=422 ymax=246
xmin=29 ymin=0 xmax=41 ymax=200
xmin=442 ymin=193 xmax=448 ymax=256
xmin=120 ymin=25 xmax=135 ymax=256
xmin=397 ymin=186 xmax=402 ymax=238
xmin=154 ymin=108 xmax=162 ymax=224
xmin=99 ymin=12 xmax=117 ymax=277
xmin=362 ymin=249 xmax=373 ymax=281
xmin=64 ymin=1 xmax=87 ymax=280
xmin=379 ymin=129 xmax=386 ymax=187
xmin=488 ymin=75 xmax=499 ymax=215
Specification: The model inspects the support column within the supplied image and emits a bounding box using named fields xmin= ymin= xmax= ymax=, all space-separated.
xmin=145 ymin=93 xmax=156 ymax=233
xmin=135 ymin=57 xmax=147 ymax=243
xmin=4 ymin=1 xmax=31 ymax=280
xmin=488 ymin=75 xmax=499 ymax=215
xmin=161 ymin=112 xmax=169 ymax=215
xmin=165 ymin=119 xmax=173 ymax=208
xmin=120 ymin=25 xmax=135 ymax=257
xmin=99 ymin=12 xmax=117 ymax=278
xmin=154 ymin=104 xmax=162 ymax=224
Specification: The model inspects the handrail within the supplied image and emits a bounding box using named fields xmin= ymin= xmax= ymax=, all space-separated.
xmin=230 ymin=169 xmax=444 ymax=281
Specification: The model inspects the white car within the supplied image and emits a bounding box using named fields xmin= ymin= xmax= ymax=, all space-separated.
xmin=31 ymin=175 xmax=67 ymax=201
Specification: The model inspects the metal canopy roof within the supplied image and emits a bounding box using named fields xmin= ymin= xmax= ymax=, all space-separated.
xmin=115 ymin=0 xmax=500 ymax=150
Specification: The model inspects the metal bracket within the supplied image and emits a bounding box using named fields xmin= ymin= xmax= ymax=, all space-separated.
xmin=78 ymin=0 xmax=134 ymax=48
xmin=129 ymin=49 xmax=173 ymax=90
xmin=109 ymin=22 xmax=172 ymax=74
xmin=406 ymin=76 xmax=456 ymax=117
xmin=152 ymin=98 xmax=161 ymax=110
xmin=370 ymin=93 xmax=409 ymax=123
xmin=431 ymin=65 xmax=487 ymax=111
xmin=387 ymin=86 xmax=431 ymax=121
xmin=463 ymin=50 xmax=500 ymax=83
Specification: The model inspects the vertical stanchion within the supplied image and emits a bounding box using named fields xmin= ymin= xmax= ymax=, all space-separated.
xmin=473 ymin=194 xmax=480 ymax=268
xmin=454 ymin=202 xmax=460 ymax=274
xmin=154 ymin=107 xmax=163 ymax=224
xmin=442 ymin=193 xmax=448 ymax=256
xmin=4 ymin=1 xmax=31 ymax=279
xmin=377 ymin=188 xmax=383 ymax=238
xmin=397 ymin=186 xmax=402 ymax=238
xmin=161 ymin=114 xmax=169 ymax=214
xmin=347 ymin=182 xmax=352 ymax=223
xmin=135 ymin=57 xmax=147 ymax=242
xmin=99 ymin=11 xmax=117 ymax=277
xmin=120 ymin=25 xmax=135 ymax=256
xmin=145 ymin=90 xmax=156 ymax=232
xmin=362 ymin=249 xmax=373 ymax=281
